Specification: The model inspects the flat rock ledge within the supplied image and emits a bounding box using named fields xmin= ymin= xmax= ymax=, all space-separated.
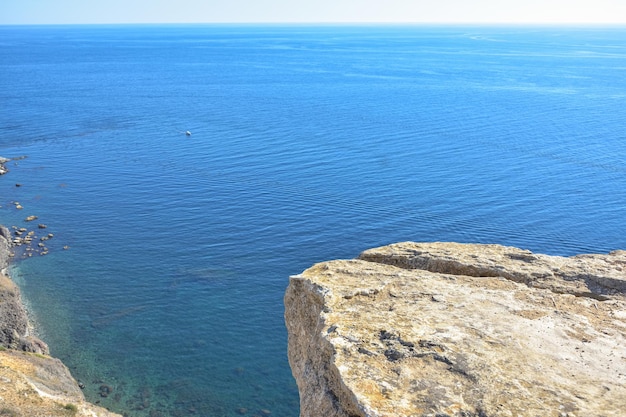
xmin=284 ymin=242 xmax=626 ymax=417
xmin=1 ymin=228 xmax=122 ymax=417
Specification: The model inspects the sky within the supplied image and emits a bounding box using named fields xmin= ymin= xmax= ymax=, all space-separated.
xmin=1 ymin=0 xmax=626 ymax=25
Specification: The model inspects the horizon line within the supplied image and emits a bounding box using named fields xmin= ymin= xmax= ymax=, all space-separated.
xmin=2 ymin=21 xmax=626 ymax=27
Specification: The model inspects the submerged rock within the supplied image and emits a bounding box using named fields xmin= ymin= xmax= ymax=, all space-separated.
xmin=285 ymin=242 xmax=626 ymax=417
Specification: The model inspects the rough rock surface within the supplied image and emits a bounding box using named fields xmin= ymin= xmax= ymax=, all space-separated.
xmin=285 ymin=242 xmax=626 ymax=417
xmin=0 ymin=350 xmax=122 ymax=417
xmin=0 ymin=229 xmax=122 ymax=416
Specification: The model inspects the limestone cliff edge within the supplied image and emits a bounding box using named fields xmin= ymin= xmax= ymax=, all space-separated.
xmin=285 ymin=242 xmax=626 ymax=417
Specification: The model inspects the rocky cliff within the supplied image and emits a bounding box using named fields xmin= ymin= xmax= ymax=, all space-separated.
xmin=0 ymin=227 xmax=122 ymax=417
xmin=285 ymin=242 xmax=626 ymax=417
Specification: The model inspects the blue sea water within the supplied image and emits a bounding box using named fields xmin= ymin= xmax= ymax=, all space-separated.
xmin=1 ymin=24 xmax=625 ymax=416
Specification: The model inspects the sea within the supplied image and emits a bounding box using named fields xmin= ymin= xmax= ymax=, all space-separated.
xmin=1 ymin=24 xmax=625 ymax=416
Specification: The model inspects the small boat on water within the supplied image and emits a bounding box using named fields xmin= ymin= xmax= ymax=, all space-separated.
xmin=185 ymin=131 xmax=191 ymax=136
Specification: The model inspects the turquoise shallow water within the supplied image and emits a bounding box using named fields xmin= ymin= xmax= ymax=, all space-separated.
xmin=1 ymin=24 xmax=626 ymax=416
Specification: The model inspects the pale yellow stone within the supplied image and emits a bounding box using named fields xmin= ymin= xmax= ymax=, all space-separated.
xmin=285 ymin=242 xmax=626 ymax=417
xmin=0 ymin=349 xmax=122 ymax=417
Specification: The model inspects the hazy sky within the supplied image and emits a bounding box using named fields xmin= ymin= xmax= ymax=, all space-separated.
xmin=2 ymin=0 xmax=626 ymax=25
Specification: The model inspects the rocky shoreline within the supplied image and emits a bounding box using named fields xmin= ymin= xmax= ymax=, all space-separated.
xmin=0 ymin=156 xmax=67 ymax=260
xmin=1 ymin=155 xmax=121 ymax=416
xmin=0 ymin=225 xmax=50 ymax=354
xmin=1 ymin=226 xmax=122 ymax=417
xmin=285 ymin=242 xmax=626 ymax=417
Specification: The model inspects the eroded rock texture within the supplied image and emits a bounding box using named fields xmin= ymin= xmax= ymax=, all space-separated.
xmin=285 ymin=242 xmax=626 ymax=417
xmin=0 ymin=349 xmax=122 ymax=417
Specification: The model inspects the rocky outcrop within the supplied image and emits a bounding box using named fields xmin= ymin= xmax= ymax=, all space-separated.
xmin=0 ymin=350 xmax=122 ymax=417
xmin=0 ymin=157 xmax=9 ymax=175
xmin=0 ymin=228 xmax=122 ymax=417
xmin=285 ymin=242 xmax=626 ymax=417
xmin=0 ymin=226 xmax=48 ymax=354
xmin=0 ymin=155 xmax=26 ymax=176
